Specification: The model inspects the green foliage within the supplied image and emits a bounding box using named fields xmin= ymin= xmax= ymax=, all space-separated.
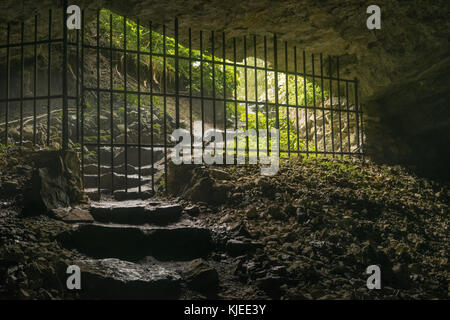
xmin=96 ymin=10 xmax=328 ymax=158
xmin=99 ymin=10 xmax=236 ymax=98
xmin=234 ymin=104 xmax=306 ymax=154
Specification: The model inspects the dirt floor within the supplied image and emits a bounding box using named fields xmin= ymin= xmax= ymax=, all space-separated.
xmin=0 ymin=147 xmax=448 ymax=300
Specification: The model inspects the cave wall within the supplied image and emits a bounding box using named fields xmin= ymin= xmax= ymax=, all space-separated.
xmin=0 ymin=0 xmax=449 ymax=179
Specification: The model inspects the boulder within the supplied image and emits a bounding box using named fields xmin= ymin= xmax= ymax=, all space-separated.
xmin=22 ymin=150 xmax=88 ymax=216
xmin=184 ymin=259 xmax=219 ymax=294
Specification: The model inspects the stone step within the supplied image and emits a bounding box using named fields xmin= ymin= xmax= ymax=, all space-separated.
xmin=84 ymin=147 xmax=165 ymax=167
xmin=77 ymin=258 xmax=181 ymax=299
xmin=58 ymin=223 xmax=213 ymax=262
xmin=83 ymin=163 xmax=157 ymax=176
xmin=89 ymin=201 xmax=183 ymax=225
xmin=84 ymin=185 xmax=155 ymax=201
xmin=83 ymin=173 xmax=152 ymax=189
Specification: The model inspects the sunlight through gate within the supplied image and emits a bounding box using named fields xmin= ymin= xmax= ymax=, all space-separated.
xmin=0 ymin=6 xmax=365 ymax=199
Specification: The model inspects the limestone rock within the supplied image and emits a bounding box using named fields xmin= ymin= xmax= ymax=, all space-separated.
xmin=184 ymin=259 xmax=219 ymax=294
xmin=22 ymin=150 xmax=88 ymax=216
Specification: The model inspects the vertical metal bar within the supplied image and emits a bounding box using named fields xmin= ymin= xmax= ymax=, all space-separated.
xmin=273 ymin=35 xmax=279 ymax=134
xmin=320 ymin=53 xmax=326 ymax=153
xmin=163 ymin=24 xmax=168 ymax=190
xmin=124 ymin=16 xmax=128 ymax=194
xmin=175 ymin=18 xmax=180 ymax=128
xmin=81 ymin=10 xmax=85 ymax=184
xmin=33 ymin=17 xmax=38 ymax=145
xmin=75 ymin=22 xmax=80 ymax=143
xmin=96 ymin=10 xmax=101 ymax=197
xmin=223 ymin=32 xmax=227 ymax=157
xmin=284 ymin=41 xmax=290 ymax=156
xmin=211 ymin=31 xmax=216 ymax=132
xmin=149 ymin=22 xmax=155 ymax=192
xmin=233 ymin=38 xmax=238 ymax=161
xmin=329 ymin=57 xmax=334 ymax=157
xmin=62 ymin=1 xmax=69 ymax=150
xmin=20 ymin=22 xmax=24 ymax=146
xmin=189 ymin=28 xmax=193 ymax=157
xmin=110 ymin=13 xmax=114 ymax=194
xmin=137 ymin=19 xmax=142 ymax=194
xmin=354 ymin=77 xmax=360 ymax=153
xmin=4 ymin=23 xmax=10 ymax=145
xmin=294 ymin=47 xmax=300 ymax=155
xmin=337 ymin=56 xmax=343 ymax=157
xmin=200 ymin=31 xmax=204 ymax=154
xmin=311 ymin=54 xmax=318 ymax=156
xmin=47 ymin=10 xmax=51 ymax=146
xmin=360 ymin=103 xmax=364 ymax=160
xmin=243 ymin=36 xmax=248 ymax=155
xmin=254 ymin=35 xmax=259 ymax=158
xmin=302 ymin=51 xmax=308 ymax=156
xmin=264 ymin=37 xmax=269 ymax=156
xmin=346 ymin=81 xmax=351 ymax=153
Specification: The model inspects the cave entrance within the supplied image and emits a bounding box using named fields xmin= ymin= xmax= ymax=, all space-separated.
xmin=0 ymin=8 xmax=364 ymax=200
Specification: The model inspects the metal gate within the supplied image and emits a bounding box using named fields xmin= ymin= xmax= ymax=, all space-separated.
xmin=0 ymin=6 xmax=364 ymax=200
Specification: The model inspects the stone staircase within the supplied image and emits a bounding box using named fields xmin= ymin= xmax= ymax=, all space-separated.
xmin=82 ymin=147 xmax=166 ymax=200
xmin=57 ymin=200 xmax=215 ymax=299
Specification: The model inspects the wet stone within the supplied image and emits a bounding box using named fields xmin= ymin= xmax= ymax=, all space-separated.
xmin=78 ymin=258 xmax=181 ymax=299
xmin=58 ymin=223 xmax=213 ymax=262
xmin=89 ymin=202 xmax=182 ymax=225
xmin=184 ymin=258 xmax=219 ymax=294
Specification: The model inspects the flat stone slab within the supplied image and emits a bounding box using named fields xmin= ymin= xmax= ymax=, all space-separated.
xmin=58 ymin=223 xmax=213 ymax=262
xmin=78 ymin=258 xmax=181 ymax=299
xmin=50 ymin=207 xmax=94 ymax=224
xmin=89 ymin=201 xmax=182 ymax=225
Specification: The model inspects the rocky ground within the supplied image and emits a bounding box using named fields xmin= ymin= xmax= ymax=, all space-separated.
xmin=0 ymin=146 xmax=448 ymax=300
xmin=183 ymin=158 xmax=449 ymax=299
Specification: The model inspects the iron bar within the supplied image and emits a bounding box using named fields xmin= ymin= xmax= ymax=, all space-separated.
xmin=337 ymin=56 xmax=343 ymax=157
xmin=320 ymin=54 xmax=326 ymax=153
xmin=284 ymin=41 xmax=290 ymax=156
xmin=110 ymin=13 xmax=115 ymax=193
xmin=329 ymin=57 xmax=335 ymax=157
xmin=5 ymin=23 xmax=10 ymax=145
xmin=189 ymin=28 xmax=194 ymax=158
xmin=312 ymin=54 xmax=318 ymax=156
xmin=96 ymin=10 xmax=101 ymax=197
xmin=62 ymin=1 xmax=69 ymax=150
xmin=346 ymin=81 xmax=351 ymax=153
xmin=175 ymin=18 xmax=180 ymax=128
xmin=20 ymin=22 xmax=24 ymax=145
xmin=33 ymin=16 xmax=37 ymax=145
xmin=163 ymin=24 xmax=168 ymax=190
xmin=294 ymin=47 xmax=300 ymax=155
xmin=149 ymin=22 xmax=155 ymax=192
xmin=264 ymin=37 xmax=270 ymax=155
xmin=303 ymin=51 xmax=308 ymax=156
xmin=124 ymin=16 xmax=128 ymax=194
xmin=254 ymin=35 xmax=259 ymax=158
xmin=47 ymin=10 xmax=51 ymax=145
xmin=233 ymin=38 xmax=238 ymax=161
xmin=137 ymin=19 xmax=142 ymax=194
